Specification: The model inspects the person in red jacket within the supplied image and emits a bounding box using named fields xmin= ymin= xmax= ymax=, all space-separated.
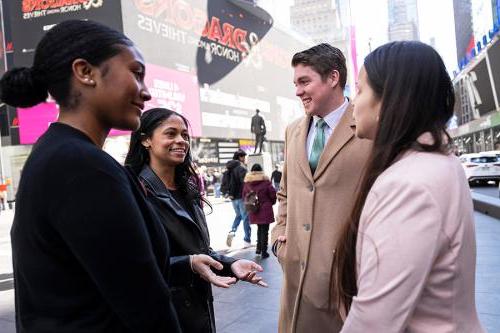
xmin=242 ymin=164 xmax=277 ymax=258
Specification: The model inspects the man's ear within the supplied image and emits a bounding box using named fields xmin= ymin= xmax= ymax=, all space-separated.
xmin=329 ymin=70 xmax=340 ymax=88
xmin=72 ymin=58 xmax=96 ymax=87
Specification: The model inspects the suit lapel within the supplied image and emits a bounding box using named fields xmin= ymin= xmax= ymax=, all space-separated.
xmin=294 ymin=116 xmax=314 ymax=182
xmin=313 ymin=105 xmax=355 ymax=181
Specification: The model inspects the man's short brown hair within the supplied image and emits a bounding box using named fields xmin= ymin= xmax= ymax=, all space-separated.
xmin=291 ymin=43 xmax=347 ymax=89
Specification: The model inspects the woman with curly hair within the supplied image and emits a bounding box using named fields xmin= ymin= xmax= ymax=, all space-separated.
xmin=125 ymin=108 xmax=267 ymax=332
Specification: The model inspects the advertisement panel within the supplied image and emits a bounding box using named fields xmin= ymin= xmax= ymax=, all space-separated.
xmin=16 ymin=62 xmax=202 ymax=144
xmin=122 ymin=0 xmax=309 ymax=141
xmin=4 ymin=0 xmax=124 ymax=143
xmin=488 ymin=38 xmax=500 ymax=103
xmin=6 ymin=0 xmax=123 ymax=68
xmin=456 ymin=55 xmax=496 ymax=119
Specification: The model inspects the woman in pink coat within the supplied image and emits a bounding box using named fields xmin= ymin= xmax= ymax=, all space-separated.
xmin=333 ymin=41 xmax=484 ymax=332
xmin=242 ymin=164 xmax=277 ymax=258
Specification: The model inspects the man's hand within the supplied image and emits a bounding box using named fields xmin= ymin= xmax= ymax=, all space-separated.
xmin=231 ymin=259 xmax=268 ymax=287
xmin=191 ymin=254 xmax=237 ymax=288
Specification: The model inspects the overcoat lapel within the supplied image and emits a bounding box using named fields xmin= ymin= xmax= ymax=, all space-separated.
xmin=294 ymin=116 xmax=314 ymax=183
xmin=313 ymin=105 xmax=356 ymax=181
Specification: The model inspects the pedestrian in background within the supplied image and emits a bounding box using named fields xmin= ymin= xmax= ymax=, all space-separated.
xmin=270 ymin=164 xmax=282 ymax=191
xmin=334 ymin=41 xmax=484 ymax=332
xmin=126 ymin=108 xmax=267 ymax=332
xmin=213 ymin=168 xmax=222 ymax=198
xmin=1 ymin=20 xmax=181 ymax=332
xmin=222 ymin=149 xmax=252 ymax=247
xmin=242 ymin=163 xmax=277 ymax=258
xmin=271 ymin=43 xmax=372 ymax=332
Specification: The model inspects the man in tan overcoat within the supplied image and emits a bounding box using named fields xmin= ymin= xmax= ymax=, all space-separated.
xmin=271 ymin=43 xmax=371 ymax=332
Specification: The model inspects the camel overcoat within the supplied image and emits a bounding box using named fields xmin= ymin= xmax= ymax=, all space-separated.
xmin=271 ymin=106 xmax=372 ymax=333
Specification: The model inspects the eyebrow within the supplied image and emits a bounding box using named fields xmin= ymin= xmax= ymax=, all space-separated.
xmin=133 ymin=61 xmax=145 ymax=72
xmin=293 ymin=76 xmax=310 ymax=84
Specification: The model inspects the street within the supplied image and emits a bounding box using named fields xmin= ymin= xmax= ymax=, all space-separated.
xmin=1 ymin=199 xmax=500 ymax=332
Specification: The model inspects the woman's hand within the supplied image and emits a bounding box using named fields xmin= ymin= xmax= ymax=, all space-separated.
xmin=190 ymin=254 xmax=237 ymax=288
xmin=231 ymin=259 xmax=268 ymax=287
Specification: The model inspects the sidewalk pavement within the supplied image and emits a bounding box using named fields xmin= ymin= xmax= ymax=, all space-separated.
xmin=1 ymin=198 xmax=500 ymax=332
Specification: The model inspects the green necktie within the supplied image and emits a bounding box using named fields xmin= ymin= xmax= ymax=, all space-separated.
xmin=309 ymin=119 xmax=327 ymax=173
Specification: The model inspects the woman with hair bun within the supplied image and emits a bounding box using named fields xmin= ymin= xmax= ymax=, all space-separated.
xmin=333 ymin=41 xmax=484 ymax=332
xmin=1 ymin=20 xmax=181 ymax=332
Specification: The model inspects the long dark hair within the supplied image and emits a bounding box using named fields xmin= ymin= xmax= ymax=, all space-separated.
xmin=332 ymin=41 xmax=455 ymax=314
xmin=0 ymin=20 xmax=133 ymax=109
xmin=125 ymin=108 xmax=209 ymax=208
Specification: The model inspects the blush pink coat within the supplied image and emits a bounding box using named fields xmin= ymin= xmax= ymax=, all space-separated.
xmin=341 ymin=147 xmax=484 ymax=332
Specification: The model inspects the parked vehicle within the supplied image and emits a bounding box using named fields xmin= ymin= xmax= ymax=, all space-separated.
xmin=483 ymin=150 xmax=500 ymax=159
xmin=459 ymin=153 xmax=500 ymax=185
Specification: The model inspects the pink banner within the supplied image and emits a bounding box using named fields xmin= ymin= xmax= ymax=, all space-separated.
xmin=18 ymin=102 xmax=58 ymax=145
xmin=143 ymin=64 xmax=202 ymax=137
xmin=17 ymin=64 xmax=202 ymax=144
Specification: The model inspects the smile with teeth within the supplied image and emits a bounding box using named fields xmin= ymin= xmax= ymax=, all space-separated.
xmin=170 ymin=148 xmax=186 ymax=153
xmin=302 ymin=98 xmax=312 ymax=106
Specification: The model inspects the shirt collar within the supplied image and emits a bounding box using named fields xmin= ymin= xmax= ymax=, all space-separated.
xmin=312 ymin=98 xmax=349 ymax=130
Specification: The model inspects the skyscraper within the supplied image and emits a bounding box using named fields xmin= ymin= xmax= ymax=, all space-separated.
xmin=453 ymin=0 xmax=475 ymax=64
xmin=289 ymin=0 xmax=354 ymax=93
xmin=388 ymin=0 xmax=419 ymax=41
xmin=290 ymin=0 xmax=348 ymax=45
xmin=494 ymin=0 xmax=500 ymax=25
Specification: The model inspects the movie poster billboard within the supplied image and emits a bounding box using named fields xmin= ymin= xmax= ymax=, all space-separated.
xmin=122 ymin=0 xmax=310 ymax=141
xmin=6 ymin=0 xmax=123 ymax=67
xmin=4 ymin=0 xmax=124 ymax=143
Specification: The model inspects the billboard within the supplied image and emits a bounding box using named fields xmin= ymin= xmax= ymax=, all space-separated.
xmin=5 ymin=0 xmax=310 ymax=144
xmin=122 ymin=0 xmax=309 ymax=141
xmin=488 ymin=32 xmax=500 ymax=101
xmin=15 ymin=62 xmax=202 ymax=144
xmin=6 ymin=0 xmax=123 ymax=67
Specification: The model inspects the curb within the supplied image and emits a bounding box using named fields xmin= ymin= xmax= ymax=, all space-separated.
xmin=472 ymin=192 xmax=500 ymax=219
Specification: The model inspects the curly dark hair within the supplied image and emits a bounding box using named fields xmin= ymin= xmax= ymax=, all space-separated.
xmin=125 ymin=108 xmax=210 ymax=209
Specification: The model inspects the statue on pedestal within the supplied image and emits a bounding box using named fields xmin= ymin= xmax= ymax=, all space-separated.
xmin=251 ymin=109 xmax=266 ymax=154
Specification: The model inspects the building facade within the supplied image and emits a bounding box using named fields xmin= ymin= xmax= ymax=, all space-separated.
xmin=388 ymin=0 xmax=419 ymax=41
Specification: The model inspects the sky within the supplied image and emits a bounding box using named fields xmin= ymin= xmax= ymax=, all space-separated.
xmin=259 ymin=0 xmax=460 ymax=74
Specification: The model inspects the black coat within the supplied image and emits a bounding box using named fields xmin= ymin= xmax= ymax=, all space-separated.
xmin=140 ymin=166 xmax=237 ymax=333
xmin=224 ymin=160 xmax=247 ymax=199
xmin=11 ymin=123 xmax=181 ymax=333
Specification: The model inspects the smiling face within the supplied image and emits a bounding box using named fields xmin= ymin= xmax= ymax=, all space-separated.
xmin=143 ymin=115 xmax=190 ymax=168
xmin=293 ymin=64 xmax=338 ymax=117
xmin=91 ymin=45 xmax=151 ymax=131
xmin=352 ymin=66 xmax=382 ymax=140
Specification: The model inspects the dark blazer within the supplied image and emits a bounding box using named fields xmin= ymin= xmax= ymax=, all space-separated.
xmin=11 ymin=123 xmax=181 ymax=333
xmin=139 ymin=166 xmax=237 ymax=333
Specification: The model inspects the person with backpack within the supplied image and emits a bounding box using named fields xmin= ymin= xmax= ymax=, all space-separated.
xmin=242 ymin=164 xmax=277 ymax=258
xmin=222 ymin=150 xmax=252 ymax=247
